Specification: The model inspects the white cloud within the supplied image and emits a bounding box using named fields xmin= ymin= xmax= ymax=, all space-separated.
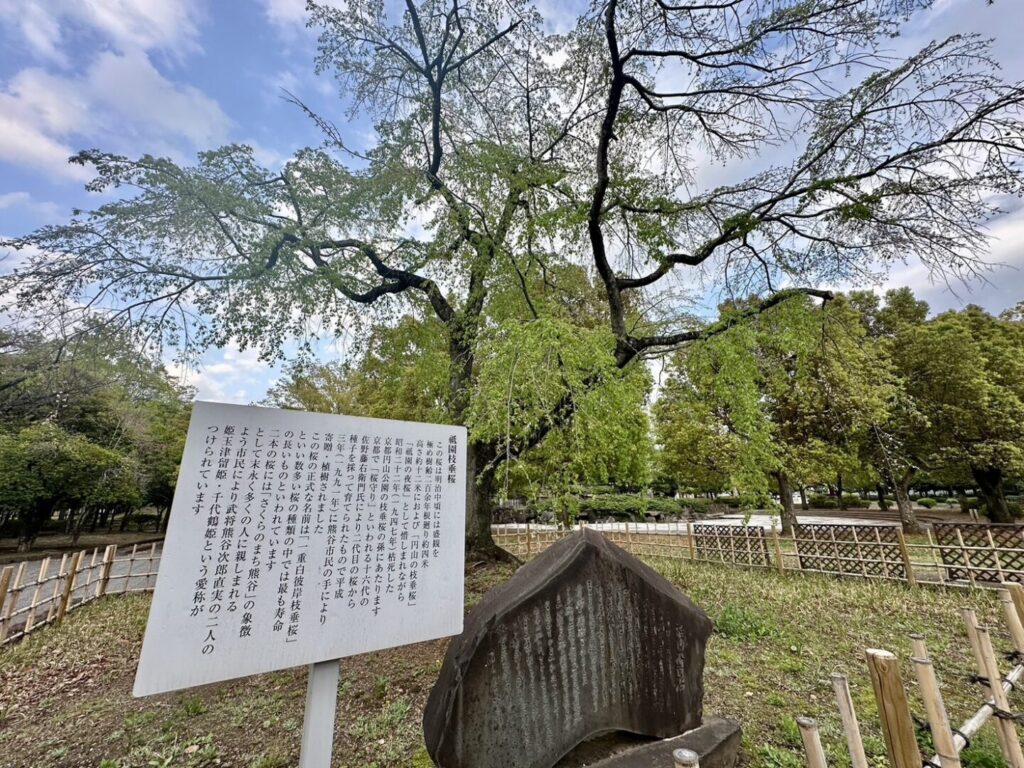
xmin=0 ymin=192 xmax=60 ymax=219
xmin=0 ymin=0 xmax=204 ymax=62
xmin=168 ymin=343 xmax=277 ymax=405
xmin=262 ymin=0 xmax=309 ymax=30
xmin=0 ymin=49 xmax=231 ymax=182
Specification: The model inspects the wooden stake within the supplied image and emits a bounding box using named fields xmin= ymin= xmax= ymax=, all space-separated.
xmin=56 ymin=550 xmax=83 ymax=623
xmin=831 ymin=673 xmax=869 ymax=768
xmin=865 ymin=648 xmax=922 ymax=768
xmin=910 ymin=635 xmax=960 ymax=768
xmin=687 ymin=521 xmax=696 ymax=561
xmin=796 ymin=717 xmax=828 ymax=768
xmin=24 ymin=557 xmax=51 ymax=633
xmin=976 ymin=625 xmax=1024 ymax=768
xmin=525 ymin=523 xmax=532 ymax=557
xmin=895 ymin=529 xmax=917 ymax=587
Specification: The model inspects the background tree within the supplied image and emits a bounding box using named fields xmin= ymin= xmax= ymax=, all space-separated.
xmin=4 ymin=0 xmax=1023 ymax=555
xmin=900 ymin=306 xmax=1024 ymax=521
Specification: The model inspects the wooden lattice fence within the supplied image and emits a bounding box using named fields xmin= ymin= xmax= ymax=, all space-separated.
xmin=793 ymin=523 xmax=906 ymax=580
xmin=691 ymin=524 xmax=772 ymax=567
xmin=932 ymin=523 xmax=1024 ymax=584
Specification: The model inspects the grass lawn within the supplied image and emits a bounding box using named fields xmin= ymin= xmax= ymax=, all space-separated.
xmin=0 ymin=555 xmax=1018 ymax=768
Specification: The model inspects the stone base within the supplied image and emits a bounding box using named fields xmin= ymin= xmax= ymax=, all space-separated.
xmin=557 ymin=718 xmax=742 ymax=768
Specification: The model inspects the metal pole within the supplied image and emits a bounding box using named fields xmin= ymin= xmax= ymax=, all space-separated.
xmin=298 ymin=659 xmax=340 ymax=768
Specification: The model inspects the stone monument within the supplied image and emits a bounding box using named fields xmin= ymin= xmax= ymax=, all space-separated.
xmin=423 ymin=528 xmax=740 ymax=768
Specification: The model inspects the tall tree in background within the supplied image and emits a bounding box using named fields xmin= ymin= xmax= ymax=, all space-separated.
xmin=899 ymin=306 xmax=1024 ymax=521
xmin=656 ymin=295 xmax=890 ymax=533
xmin=4 ymin=0 xmax=1023 ymax=556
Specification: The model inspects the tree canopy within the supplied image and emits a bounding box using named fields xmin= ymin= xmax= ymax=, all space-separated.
xmin=3 ymin=0 xmax=1023 ymax=552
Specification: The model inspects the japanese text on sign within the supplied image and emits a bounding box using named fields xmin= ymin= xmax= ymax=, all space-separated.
xmin=134 ymin=402 xmax=466 ymax=696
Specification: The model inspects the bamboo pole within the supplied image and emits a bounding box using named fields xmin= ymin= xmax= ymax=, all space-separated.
xmin=988 ymin=530 xmax=1007 ymax=583
xmin=962 ymin=608 xmax=989 ymax=689
xmin=975 ymin=625 xmax=1024 ymax=768
xmin=526 ymin=523 xmax=532 ymax=557
xmin=910 ymin=634 xmax=960 ymax=768
xmin=47 ymin=554 xmax=68 ymax=621
xmin=850 ymin=526 xmax=868 ymax=579
xmin=1008 ymin=583 xmax=1024 ymax=627
xmin=771 ymin=525 xmax=785 ymax=575
xmin=999 ymin=589 xmax=1024 ymax=655
xmin=96 ymin=545 xmax=117 ymax=598
xmin=930 ymin=662 xmax=1024 ymax=764
xmin=831 ymin=673 xmax=869 ymax=768
xmin=797 ymin=717 xmax=828 ymax=768
xmin=0 ymin=563 xmax=26 ymax=641
xmin=23 ymin=557 xmax=51 ymax=633
xmin=84 ymin=547 xmax=99 ymax=590
xmin=895 ymin=529 xmax=917 ymax=587
xmin=927 ymin=528 xmax=947 ymax=585
xmin=147 ymin=543 xmax=157 ymax=588
xmin=865 ymin=648 xmax=922 ymax=768
xmin=56 ymin=550 xmax=83 ymax=623
xmin=123 ymin=543 xmax=138 ymax=591
xmin=0 ymin=565 xmax=14 ymax=641
xmin=687 ymin=521 xmax=696 ymax=561
xmin=956 ymin=529 xmax=977 ymax=589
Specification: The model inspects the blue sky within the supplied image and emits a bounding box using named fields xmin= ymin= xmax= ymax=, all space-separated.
xmin=1 ymin=0 xmax=1023 ymax=404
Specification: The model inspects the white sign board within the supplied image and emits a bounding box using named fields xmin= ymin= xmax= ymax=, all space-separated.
xmin=134 ymin=401 xmax=466 ymax=696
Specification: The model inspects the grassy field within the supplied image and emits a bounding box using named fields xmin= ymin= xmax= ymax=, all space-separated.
xmin=0 ymin=556 xmax=1019 ymax=768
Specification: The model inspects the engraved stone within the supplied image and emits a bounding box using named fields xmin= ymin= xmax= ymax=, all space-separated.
xmin=423 ymin=529 xmax=713 ymax=768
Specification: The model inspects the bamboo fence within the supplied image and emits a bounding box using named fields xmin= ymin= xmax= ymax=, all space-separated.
xmin=0 ymin=542 xmax=160 ymax=645
xmin=491 ymin=520 xmax=1024 ymax=590
xmin=797 ymin=583 xmax=1024 ymax=768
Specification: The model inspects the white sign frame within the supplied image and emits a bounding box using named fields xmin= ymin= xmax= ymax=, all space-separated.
xmin=134 ymin=401 xmax=467 ymax=699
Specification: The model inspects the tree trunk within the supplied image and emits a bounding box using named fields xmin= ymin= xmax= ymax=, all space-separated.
xmin=837 ymin=473 xmax=846 ymax=510
xmin=972 ymin=466 xmax=1013 ymax=522
xmin=894 ymin=472 xmax=921 ymax=534
xmin=71 ymin=507 xmax=95 ymax=546
xmin=119 ymin=507 xmax=131 ymax=531
xmin=799 ymin=486 xmax=808 ymax=511
xmin=774 ymin=470 xmax=797 ymax=536
xmin=465 ymin=440 xmax=506 ymax=559
xmin=876 ymin=483 xmax=887 ymax=511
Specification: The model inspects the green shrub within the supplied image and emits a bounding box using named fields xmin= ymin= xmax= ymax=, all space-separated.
xmin=577 ymin=494 xmax=684 ymax=520
xmin=917 ymin=497 xmax=938 ymax=509
xmin=877 ymin=498 xmax=890 ymax=511
xmin=959 ymin=496 xmax=981 ymax=510
xmin=678 ymin=497 xmax=712 ymax=515
xmin=820 ymin=499 xmax=839 ymax=509
xmin=841 ymin=493 xmax=869 ymax=508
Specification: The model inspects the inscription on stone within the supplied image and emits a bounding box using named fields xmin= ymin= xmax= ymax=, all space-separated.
xmin=423 ymin=529 xmax=713 ymax=768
